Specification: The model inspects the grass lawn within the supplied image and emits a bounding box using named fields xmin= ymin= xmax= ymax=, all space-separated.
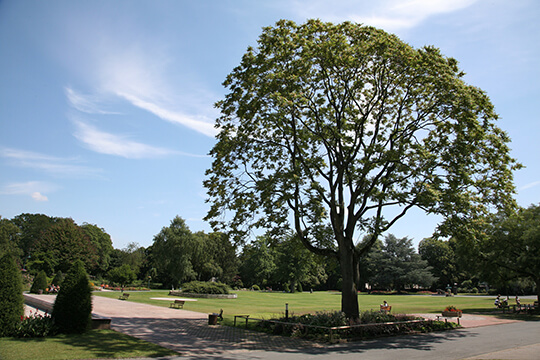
xmin=94 ymin=290 xmax=537 ymax=322
xmin=0 ymin=329 xmax=177 ymax=360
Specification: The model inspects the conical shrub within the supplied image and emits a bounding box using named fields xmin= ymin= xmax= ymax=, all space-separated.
xmin=0 ymin=254 xmax=24 ymax=337
xmin=30 ymin=270 xmax=48 ymax=294
xmin=51 ymin=271 xmax=64 ymax=286
xmin=52 ymin=260 xmax=92 ymax=334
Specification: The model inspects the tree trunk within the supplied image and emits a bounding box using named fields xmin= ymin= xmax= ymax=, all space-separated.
xmin=536 ymin=278 xmax=540 ymax=303
xmin=339 ymin=247 xmax=360 ymax=320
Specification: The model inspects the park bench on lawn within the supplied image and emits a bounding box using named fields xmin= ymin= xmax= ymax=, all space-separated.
xmin=118 ymin=293 xmax=129 ymax=300
xmin=170 ymin=299 xmax=185 ymax=309
xmin=380 ymin=305 xmax=392 ymax=314
xmin=149 ymin=297 xmax=197 ymax=308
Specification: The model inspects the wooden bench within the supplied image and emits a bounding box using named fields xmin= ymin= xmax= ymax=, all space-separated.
xmin=118 ymin=293 xmax=129 ymax=300
xmin=170 ymin=299 xmax=185 ymax=309
xmin=436 ymin=311 xmax=462 ymax=325
xmin=380 ymin=305 xmax=392 ymax=314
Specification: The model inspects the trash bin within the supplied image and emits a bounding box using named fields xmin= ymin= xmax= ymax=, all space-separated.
xmin=208 ymin=313 xmax=219 ymax=325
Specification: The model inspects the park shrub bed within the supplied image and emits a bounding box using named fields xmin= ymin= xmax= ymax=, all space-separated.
xmin=254 ymin=310 xmax=459 ymax=342
xmin=180 ymin=281 xmax=231 ymax=295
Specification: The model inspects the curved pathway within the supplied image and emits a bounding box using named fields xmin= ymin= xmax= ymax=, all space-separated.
xmin=24 ymin=294 xmax=540 ymax=359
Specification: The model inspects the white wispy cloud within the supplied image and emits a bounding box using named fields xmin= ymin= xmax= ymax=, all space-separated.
xmin=290 ymin=0 xmax=478 ymax=31
xmin=520 ymin=181 xmax=540 ymax=191
xmin=0 ymin=147 xmax=102 ymax=177
xmin=82 ymin=39 xmax=218 ymax=138
xmin=117 ymin=92 xmax=218 ymax=137
xmin=0 ymin=181 xmax=55 ymax=202
xmin=65 ymin=87 xmax=120 ymax=115
xmin=73 ymin=120 xmax=182 ymax=159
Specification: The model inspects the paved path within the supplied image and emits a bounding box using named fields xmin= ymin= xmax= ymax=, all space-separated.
xmin=24 ymin=294 xmax=540 ymax=359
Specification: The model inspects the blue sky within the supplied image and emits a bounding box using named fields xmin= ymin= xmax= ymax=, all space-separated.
xmin=1 ymin=0 xmax=539 ymax=250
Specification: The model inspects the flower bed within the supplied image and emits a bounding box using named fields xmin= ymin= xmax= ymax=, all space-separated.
xmin=442 ymin=306 xmax=462 ymax=317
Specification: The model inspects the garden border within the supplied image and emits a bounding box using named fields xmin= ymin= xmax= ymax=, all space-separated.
xmin=235 ymin=316 xmax=432 ymax=342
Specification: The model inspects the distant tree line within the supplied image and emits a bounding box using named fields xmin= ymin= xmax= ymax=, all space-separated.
xmin=1 ymin=205 xmax=538 ymax=301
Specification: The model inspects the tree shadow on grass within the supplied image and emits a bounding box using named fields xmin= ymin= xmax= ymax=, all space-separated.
xmin=109 ymin=316 xmax=471 ymax=359
xmin=62 ymin=329 xmax=177 ymax=358
xmin=5 ymin=329 xmax=177 ymax=359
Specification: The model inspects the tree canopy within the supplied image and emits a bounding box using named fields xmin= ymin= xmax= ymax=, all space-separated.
xmin=204 ymin=19 xmax=520 ymax=319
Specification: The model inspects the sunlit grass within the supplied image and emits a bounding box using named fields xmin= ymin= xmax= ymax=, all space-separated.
xmin=94 ymin=289 xmax=537 ymax=321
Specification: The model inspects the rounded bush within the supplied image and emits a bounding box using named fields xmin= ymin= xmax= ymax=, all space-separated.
xmin=30 ymin=270 xmax=48 ymax=294
xmin=52 ymin=260 xmax=92 ymax=334
xmin=0 ymin=254 xmax=24 ymax=337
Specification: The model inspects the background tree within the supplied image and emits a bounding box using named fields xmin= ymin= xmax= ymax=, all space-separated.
xmin=204 ymin=19 xmax=520 ymax=319
xmin=109 ymin=242 xmax=146 ymax=280
xmin=482 ymin=204 xmax=540 ymax=301
xmin=151 ymin=216 xmax=197 ymax=288
xmin=0 ymin=254 xmax=24 ymax=337
xmin=367 ymin=234 xmax=435 ymax=291
xmin=0 ymin=217 xmax=22 ymax=260
xmin=274 ymin=234 xmax=328 ymax=292
xmin=52 ymin=259 xmax=92 ymax=334
xmin=81 ymin=223 xmax=113 ymax=277
xmin=418 ymin=237 xmax=457 ymax=290
xmin=191 ymin=231 xmax=238 ymax=283
xmin=238 ymin=236 xmax=277 ymax=288
xmin=107 ymin=264 xmax=137 ymax=287
xmin=32 ymin=218 xmax=98 ymax=273
xmin=11 ymin=213 xmax=55 ymax=261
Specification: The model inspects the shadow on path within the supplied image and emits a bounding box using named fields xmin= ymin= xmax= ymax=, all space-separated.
xmin=110 ymin=316 xmax=471 ymax=358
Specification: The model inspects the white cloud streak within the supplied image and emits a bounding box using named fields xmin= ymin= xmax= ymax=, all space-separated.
xmin=290 ymin=0 xmax=478 ymax=31
xmin=0 ymin=147 xmax=101 ymax=177
xmin=117 ymin=92 xmax=218 ymax=137
xmin=520 ymin=181 xmax=540 ymax=191
xmin=65 ymin=87 xmax=120 ymax=115
xmin=72 ymin=120 xmax=207 ymax=159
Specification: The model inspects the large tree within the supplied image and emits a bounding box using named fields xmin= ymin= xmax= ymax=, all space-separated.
xmin=204 ymin=19 xmax=520 ymax=319
xmin=32 ymin=218 xmax=98 ymax=274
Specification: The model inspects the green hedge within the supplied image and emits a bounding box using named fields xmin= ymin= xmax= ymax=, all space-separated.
xmin=181 ymin=281 xmax=230 ymax=294
xmin=0 ymin=254 xmax=24 ymax=337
